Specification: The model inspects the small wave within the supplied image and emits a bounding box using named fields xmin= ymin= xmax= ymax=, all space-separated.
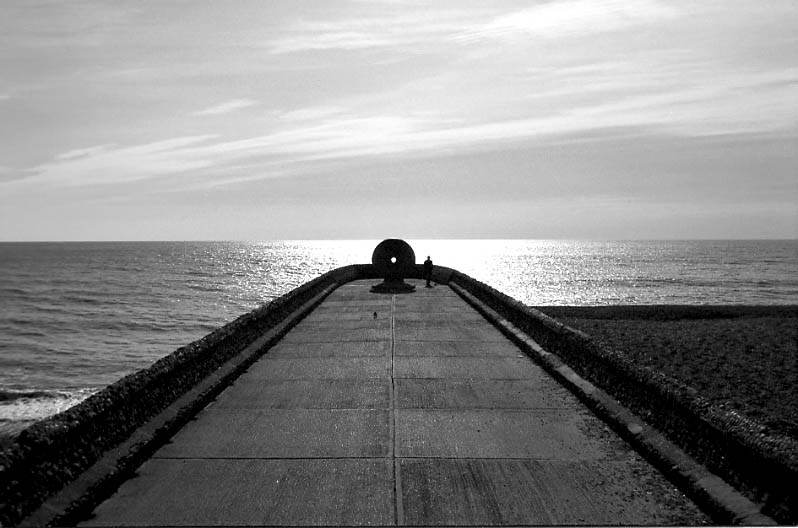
xmin=0 ymin=286 xmax=31 ymax=296
xmin=0 ymin=387 xmax=93 ymax=403
xmin=0 ymin=387 xmax=99 ymax=423
xmin=186 ymin=270 xmax=213 ymax=277
xmin=62 ymin=295 xmax=104 ymax=306
xmin=0 ymin=389 xmax=55 ymax=402
xmin=187 ymin=283 xmax=224 ymax=293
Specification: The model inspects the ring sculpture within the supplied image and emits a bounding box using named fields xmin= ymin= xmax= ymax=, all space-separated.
xmin=370 ymin=239 xmax=417 ymax=293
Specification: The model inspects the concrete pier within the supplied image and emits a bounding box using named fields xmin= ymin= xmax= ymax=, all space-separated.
xmin=81 ymin=280 xmax=707 ymax=526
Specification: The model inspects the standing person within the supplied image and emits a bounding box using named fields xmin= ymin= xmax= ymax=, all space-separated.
xmin=423 ymin=255 xmax=433 ymax=288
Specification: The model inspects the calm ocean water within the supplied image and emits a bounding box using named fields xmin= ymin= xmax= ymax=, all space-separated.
xmin=1 ymin=239 xmax=796 ymax=434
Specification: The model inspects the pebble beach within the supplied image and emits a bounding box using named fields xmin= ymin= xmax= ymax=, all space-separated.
xmin=540 ymin=305 xmax=798 ymax=439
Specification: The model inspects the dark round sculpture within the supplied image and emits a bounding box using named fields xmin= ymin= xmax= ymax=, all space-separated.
xmin=370 ymin=239 xmax=416 ymax=293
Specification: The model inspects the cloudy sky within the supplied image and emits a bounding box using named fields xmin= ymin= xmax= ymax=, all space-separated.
xmin=1 ymin=0 xmax=796 ymax=240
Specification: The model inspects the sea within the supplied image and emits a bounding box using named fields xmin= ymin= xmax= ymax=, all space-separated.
xmin=1 ymin=239 xmax=797 ymax=438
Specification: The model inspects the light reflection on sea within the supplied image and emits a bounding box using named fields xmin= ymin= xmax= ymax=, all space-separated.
xmin=410 ymin=239 xmax=798 ymax=306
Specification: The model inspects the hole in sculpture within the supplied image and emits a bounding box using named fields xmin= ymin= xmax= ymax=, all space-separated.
xmin=390 ymin=257 xmax=397 ymax=264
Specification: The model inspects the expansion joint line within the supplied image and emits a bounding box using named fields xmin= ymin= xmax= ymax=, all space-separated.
xmin=390 ymin=294 xmax=404 ymax=525
xmin=390 ymin=294 xmax=396 ymax=379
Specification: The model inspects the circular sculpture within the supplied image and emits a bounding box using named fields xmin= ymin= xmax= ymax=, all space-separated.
xmin=370 ymin=239 xmax=416 ymax=293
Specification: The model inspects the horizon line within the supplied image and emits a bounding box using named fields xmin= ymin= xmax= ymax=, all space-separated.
xmin=1 ymin=237 xmax=796 ymax=243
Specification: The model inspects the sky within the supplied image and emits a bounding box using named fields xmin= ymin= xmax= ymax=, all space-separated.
xmin=0 ymin=0 xmax=796 ymax=241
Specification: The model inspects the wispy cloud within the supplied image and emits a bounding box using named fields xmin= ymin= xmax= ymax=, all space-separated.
xmin=267 ymin=12 xmax=474 ymax=54
xmin=25 ymin=135 xmax=218 ymax=186
xmin=174 ymin=115 xmax=430 ymax=167
xmin=278 ymin=106 xmax=347 ymax=122
xmin=570 ymin=67 xmax=798 ymax=135
xmin=192 ymin=98 xmax=258 ymax=116
xmin=456 ymin=0 xmax=678 ymax=42
xmin=56 ymin=145 xmax=113 ymax=161
xmin=0 ymin=94 xmax=10 ymax=102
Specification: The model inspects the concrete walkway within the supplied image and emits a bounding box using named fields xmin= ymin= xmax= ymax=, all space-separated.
xmin=83 ymin=280 xmax=708 ymax=526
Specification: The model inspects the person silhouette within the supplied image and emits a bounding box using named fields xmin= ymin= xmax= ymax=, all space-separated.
xmin=423 ymin=255 xmax=433 ymax=288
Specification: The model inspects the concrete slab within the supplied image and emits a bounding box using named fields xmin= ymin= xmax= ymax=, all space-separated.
xmin=394 ymin=311 xmax=486 ymax=323
xmin=394 ymin=285 xmax=458 ymax=297
xmin=295 ymin=318 xmax=391 ymax=329
xmin=245 ymin=357 xmax=391 ymax=379
xmin=400 ymin=458 xmax=702 ymax=526
xmin=394 ymin=357 xmax=545 ymax=379
xmin=317 ymin=298 xmax=391 ymax=307
xmin=314 ymin=297 xmax=391 ymax=306
xmin=394 ymin=299 xmax=476 ymax=313
xmin=309 ymin=303 xmax=391 ymax=314
xmin=396 ymin=409 xmax=622 ymax=459
xmin=395 ymin=320 xmax=508 ymax=342
xmin=213 ymin=379 xmax=391 ymax=409
xmin=302 ymin=311 xmax=389 ymax=322
xmin=280 ymin=326 xmax=390 ymax=343
xmin=394 ymin=340 xmax=521 ymax=358
xmin=156 ymin=409 xmax=390 ymax=458
xmin=325 ymin=289 xmax=380 ymax=300
xmin=84 ymin=458 xmax=394 ymax=526
xmin=396 ymin=379 xmax=582 ymax=410
xmin=266 ymin=340 xmax=391 ymax=357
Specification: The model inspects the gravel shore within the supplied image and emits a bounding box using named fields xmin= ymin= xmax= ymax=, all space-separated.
xmin=537 ymin=305 xmax=798 ymax=439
